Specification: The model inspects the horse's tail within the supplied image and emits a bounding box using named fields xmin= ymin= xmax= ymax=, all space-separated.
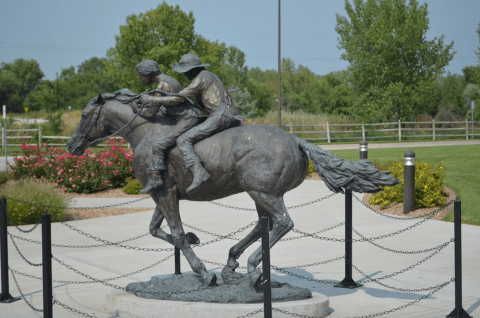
xmin=298 ymin=139 xmax=399 ymax=193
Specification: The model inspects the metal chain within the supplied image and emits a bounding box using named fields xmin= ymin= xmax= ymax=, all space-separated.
xmin=353 ymin=253 xmax=452 ymax=291
xmin=284 ymin=222 xmax=345 ymax=241
xmin=271 ymin=280 xmax=452 ymax=318
xmin=5 ymin=208 xmax=42 ymax=233
xmin=60 ymin=221 xmax=173 ymax=252
xmin=53 ymin=298 xmax=97 ymax=318
xmin=282 ymin=256 xmax=345 ymax=269
xmin=271 ymin=265 xmax=338 ymax=285
xmin=353 ymin=194 xmax=454 ymax=221
xmin=350 ymin=280 xmax=453 ymax=318
xmin=183 ymin=221 xmax=257 ymax=242
xmin=4 ymin=195 xmax=150 ymax=210
xmin=352 ymin=228 xmax=454 ymax=254
xmin=208 ymin=193 xmax=338 ymax=212
xmin=193 ymin=222 xmax=260 ymax=248
xmin=235 ymin=308 xmax=264 ymax=318
xmin=8 ymin=232 xmax=43 ymax=267
xmin=10 ymin=268 xmax=43 ymax=281
xmin=9 ymin=267 xmax=44 ymax=312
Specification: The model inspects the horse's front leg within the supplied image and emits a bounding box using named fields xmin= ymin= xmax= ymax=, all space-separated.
xmin=149 ymin=204 xmax=200 ymax=245
xmin=151 ymin=186 xmax=216 ymax=286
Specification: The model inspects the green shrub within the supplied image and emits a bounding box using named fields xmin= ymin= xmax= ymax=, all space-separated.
xmin=0 ymin=179 xmax=71 ymax=225
xmin=369 ymin=159 xmax=447 ymax=209
xmin=307 ymin=160 xmax=316 ymax=176
xmin=123 ymin=178 xmax=143 ymax=195
xmin=0 ymin=171 xmax=12 ymax=186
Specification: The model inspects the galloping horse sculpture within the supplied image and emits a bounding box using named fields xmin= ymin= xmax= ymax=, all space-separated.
xmin=67 ymin=93 xmax=398 ymax=288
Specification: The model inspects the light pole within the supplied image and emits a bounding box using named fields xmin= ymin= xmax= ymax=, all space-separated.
xmin=277 ymin=0 xmax=281 ymax=128
xmin=56 ymin=72 xmax=59 ymax=112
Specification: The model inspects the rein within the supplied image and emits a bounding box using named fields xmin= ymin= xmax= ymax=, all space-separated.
xmin=80 ymin=94 xmax=146 ymax=146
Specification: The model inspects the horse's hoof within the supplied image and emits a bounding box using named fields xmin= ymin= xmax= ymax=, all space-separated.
xmin=221 ymin=265 xmax=244 ymax=283
xmin=185 ymin=232 xmax=200 ymax=245
xmin=249 ymin=271 xmax=264 ymax=291
xmin=203 ymin=272 xmax=217 ymax=287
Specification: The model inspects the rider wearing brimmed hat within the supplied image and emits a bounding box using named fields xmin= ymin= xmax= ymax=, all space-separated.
xmin=139 ymin=53 xmax=244 ymax=195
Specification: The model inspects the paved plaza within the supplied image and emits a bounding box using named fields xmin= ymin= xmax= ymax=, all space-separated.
xmin=2 ymin=179 xmax=479 ymax=317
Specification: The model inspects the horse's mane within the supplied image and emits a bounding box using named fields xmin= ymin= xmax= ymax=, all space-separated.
xmin=90 ymin=88 xmax=139 ymax=106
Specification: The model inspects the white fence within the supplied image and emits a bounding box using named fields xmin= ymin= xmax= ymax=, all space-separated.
xmin=1 ymin=119 xmax=479 ymax=147
xmin=283 ymin=119 xmax=480 ymax=143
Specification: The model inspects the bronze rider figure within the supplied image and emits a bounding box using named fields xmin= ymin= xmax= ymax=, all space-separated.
xmin=133 ymin=59 xmax=203 ymax=194
xmin=139 ymin=54 xmax=244 ymax=195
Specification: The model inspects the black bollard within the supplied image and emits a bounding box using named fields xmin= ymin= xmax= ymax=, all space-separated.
xmin=0 ymin=197 xmax=20 ymax=303
xmin=260 ymin=213 xmax=272 ymax=318
xmin=446 ymin=200 xmax=472 ymax=318
xmin=359 ymin=140 xmax=368 ymax=160
xmin=42 ymin=213 xmax=53 ymax=318
xmin=403 ymin=150 xmax=415 ymax=214
xmin=174 ymin=247 xmax=181 ymax=275
xmin=335 ymin=190 xmax=362 ymax=289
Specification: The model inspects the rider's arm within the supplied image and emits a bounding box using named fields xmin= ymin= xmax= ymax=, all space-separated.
xmin=137 ymin=81 xmax=174 ymax=118
xmin=149 ymin=75 xmax=203 ymax=106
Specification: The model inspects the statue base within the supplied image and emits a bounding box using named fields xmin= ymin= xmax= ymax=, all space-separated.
xmin=125 ymin=273 xmax=311 ymax=303
xmin=105 ymin=289 xmax=329 ymax=318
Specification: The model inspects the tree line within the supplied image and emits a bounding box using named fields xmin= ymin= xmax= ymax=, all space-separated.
xmin=1 ymin=1 xmax=479 ymax=123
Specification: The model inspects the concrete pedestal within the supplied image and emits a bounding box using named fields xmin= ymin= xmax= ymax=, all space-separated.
xmin=105 ymin=289 xmax=330 ymax=318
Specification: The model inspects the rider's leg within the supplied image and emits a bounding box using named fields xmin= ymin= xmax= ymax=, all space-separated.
xmin=177 ymin=112 xmax=239 ymax=195
xmin=140 ymin=111 xmax=201 ymax=194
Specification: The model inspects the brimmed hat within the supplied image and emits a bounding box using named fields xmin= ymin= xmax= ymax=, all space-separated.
xmin=172 ymin=54 xmax=210 ymax=73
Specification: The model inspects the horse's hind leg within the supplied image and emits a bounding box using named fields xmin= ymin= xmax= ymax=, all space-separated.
xmin=245 ymin=191 xmax=294 ymax=287
xmin=221 ymin=206 xmax=263 ymax=282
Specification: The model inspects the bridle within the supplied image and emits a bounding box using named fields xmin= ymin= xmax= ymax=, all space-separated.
xmin=79 ymin=96 xmax=145 ymax=146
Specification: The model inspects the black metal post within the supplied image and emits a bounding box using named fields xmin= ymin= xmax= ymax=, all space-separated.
xmin=359 ymin=140 xmax=368 ymax=160
xmin=42 ymin=213 xmax=53 ymax=318
xmin=261 ymin=213 xmax=272 ymax=318
xmin=446 ymin=200 xmax=472 ymax=318
xmin=0 ymin=197 xmax=20 ymax=303
xmin=335 ymin=190 xmax=362 ymax=289
xmin=403 ymin=150 xmax=415 ymax=214
xmin=174 ymin=247 xmax=181 ymax=275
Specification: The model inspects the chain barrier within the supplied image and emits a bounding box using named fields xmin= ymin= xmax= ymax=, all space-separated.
xmin=9 ymin=267 xmax=44 ymax=312
xmin=183 ymin=221 xmax=257 ymax=242
xmin=209 ymin=193 xmax=338 ymax=212
xmin=5 ymin=208 xmax=42 ymax=234
xmin=9 ymin=231 xmax=152 ymax=248
xmin=353 ymin=257 xmax=452 ymax=292
xmin=235 ymin=308 xmax=264 ymax=318
xmin=8 ymin=232 xmax=43 ymax=267
xmin=4 ymin=195 xmax=150 ymax=210
xmin=350 ymin=280 xmax=452 ymax=318
xmin=352 ymin=228 xmax=454 ymax=254
xmin=353 ymin=194 xmax=454 ymax=221
xmin=281 ymin=256 xmax=344 ymax=269
xmin=285 ymin=222 xmax=344 ymax=241
xmin=271 ymin=265 xmax=338 ymax=286
xmin=53 ymin=298 xmax=98 ymax=318
xmin=11 ymin=253 xmax=174 ymax=285
xmin=60 ymin=221 xmax=173 ymax=252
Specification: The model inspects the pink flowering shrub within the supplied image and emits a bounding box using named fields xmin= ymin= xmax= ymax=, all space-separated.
xmin=12 ymin=138 xmax=135 ymax=194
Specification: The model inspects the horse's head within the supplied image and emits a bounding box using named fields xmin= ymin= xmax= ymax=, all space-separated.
xmin=67 ymin=94 xmax=109 ymax=155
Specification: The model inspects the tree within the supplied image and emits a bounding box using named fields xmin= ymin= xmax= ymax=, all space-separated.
xmin=0 ymin=59 xmax=44 ymax=113
xmin=103 ymin=2 xmax=228 ymax=93
xmin=336 ymin=0 xmax=455 ymax=121
xmin=24 ymin=57 xmax=117 ymax=112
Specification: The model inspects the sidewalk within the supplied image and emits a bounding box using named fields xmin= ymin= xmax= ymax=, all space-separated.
xmin=2 ymin=180 xmax=479 ymax=318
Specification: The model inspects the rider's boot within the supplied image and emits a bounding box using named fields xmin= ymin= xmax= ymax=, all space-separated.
xmin=140 ymin=170 xmax=164 ymax=194
xmin=186 ymin=162 xmax=210 ymax=195
xmin=151 ymin=154 xmax=166 ymax=171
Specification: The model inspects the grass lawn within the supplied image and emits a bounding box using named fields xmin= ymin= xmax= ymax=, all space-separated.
xmin=329 ymin=145 xmax=480 ymax=226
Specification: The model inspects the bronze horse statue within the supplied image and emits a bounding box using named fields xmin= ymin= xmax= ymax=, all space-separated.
xmin=67 ymin=94 xmax=398 ymax=288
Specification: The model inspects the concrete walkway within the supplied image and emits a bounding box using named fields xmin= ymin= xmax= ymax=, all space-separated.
xmin=2 ymin=180 xmax=480 ymax=318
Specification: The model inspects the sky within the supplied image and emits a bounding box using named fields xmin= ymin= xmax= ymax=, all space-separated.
xmin=0 ymin=0 xmax=479 ymax=81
